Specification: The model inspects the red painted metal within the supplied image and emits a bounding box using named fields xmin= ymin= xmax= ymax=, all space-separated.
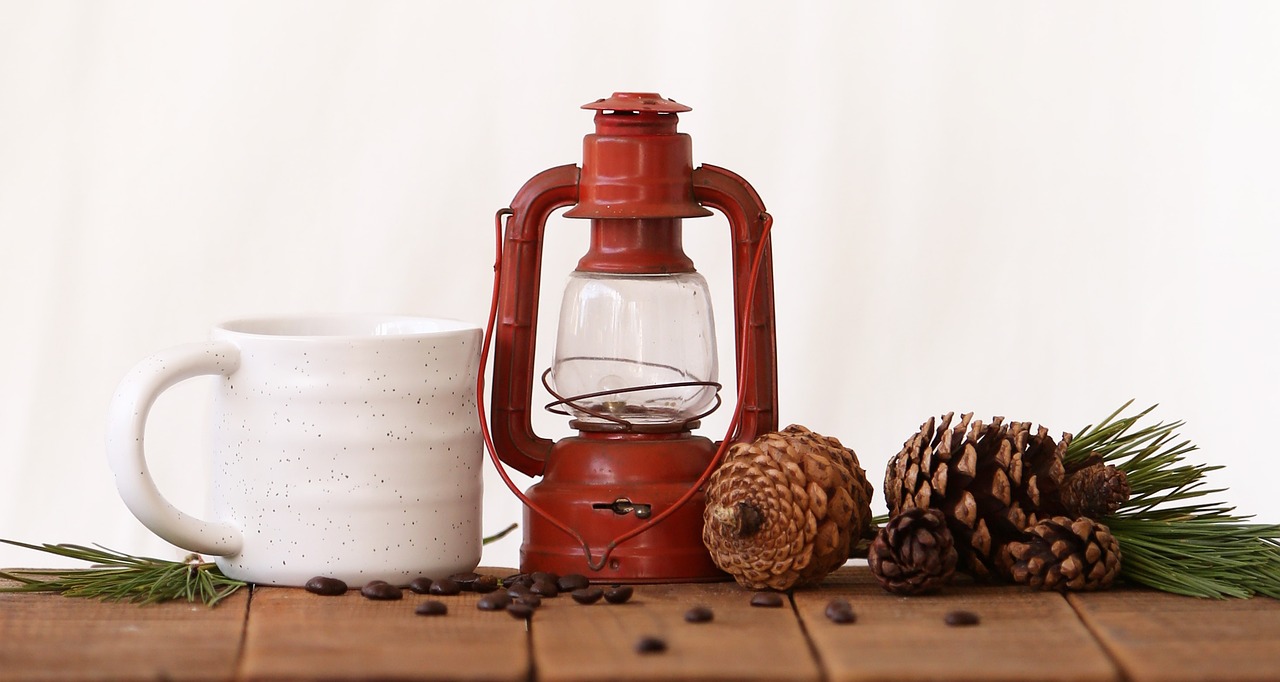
xmin=488 ymin=92 xmax=778 ymax=582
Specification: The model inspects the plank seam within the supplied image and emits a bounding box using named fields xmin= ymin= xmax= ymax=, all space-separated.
xmin=524 ymin=613 xmax=536 ymax=682
xmin=788 ymin=592 xmax=830 ymax=682
xmin=232 ymin=583 xmax=254 ymax=681
xmin=1064 ymin=593 xmax=1132 ymax=682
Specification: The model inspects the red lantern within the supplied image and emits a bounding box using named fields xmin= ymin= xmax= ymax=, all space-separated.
xmin=481 ymin=92 xmax=778 ymax=582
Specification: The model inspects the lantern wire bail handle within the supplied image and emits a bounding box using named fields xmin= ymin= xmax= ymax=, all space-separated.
xmin=477 ymin=207 xmax=774 ymax=572
xmin=540 ymin=368 xmax=723 ymax=430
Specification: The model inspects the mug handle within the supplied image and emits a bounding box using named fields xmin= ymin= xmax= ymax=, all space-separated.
xmin=106 ymin=340 xmax=243 ymax=556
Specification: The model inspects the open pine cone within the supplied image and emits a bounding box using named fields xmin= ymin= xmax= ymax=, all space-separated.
xmin=883 ymin=412 xmax=1129 ymax=581
xmin=703 ymin=425 xmax=874 ymax=590
xmin=1001 ymin=516 xmax=1122 ymax=591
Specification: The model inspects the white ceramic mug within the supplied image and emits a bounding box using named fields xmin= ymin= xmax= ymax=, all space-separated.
xmin=106 ymin=315 xmax=483 ymax=586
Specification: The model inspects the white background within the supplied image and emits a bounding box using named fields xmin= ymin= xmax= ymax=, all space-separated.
xmin=2 ymin=1 xmax=1277 ymax=572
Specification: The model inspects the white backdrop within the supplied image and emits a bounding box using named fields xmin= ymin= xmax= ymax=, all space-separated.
xmin=2 ymin=1 xmax=1278 ymax=572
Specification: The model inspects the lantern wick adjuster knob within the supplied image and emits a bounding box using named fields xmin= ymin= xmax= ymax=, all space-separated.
xmin=593 ymin=497 xmax=653 ymax=519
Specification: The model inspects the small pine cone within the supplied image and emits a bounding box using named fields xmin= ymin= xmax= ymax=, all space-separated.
xmin=868 ymin=508 xmax=958 ymax=595
xmin=1002 ymin=516 xmax=1122 ymax=592
xmin=703 ymin=425 xmax=874 ymax=590
xmin=1058 ymin=455 xmax=1131 ymax=518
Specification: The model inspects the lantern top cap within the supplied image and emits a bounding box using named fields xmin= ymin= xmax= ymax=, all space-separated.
xmin=583 ymin=92 xmax=691 ymax=114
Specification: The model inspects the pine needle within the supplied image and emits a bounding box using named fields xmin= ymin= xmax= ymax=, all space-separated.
xmin=1067 ymin=400 xmax=1280 ymax=599
xmin=0 ymin=540 xmax=246 ymax=607
xmin=0 ymin=524 xmax=519 ymax=608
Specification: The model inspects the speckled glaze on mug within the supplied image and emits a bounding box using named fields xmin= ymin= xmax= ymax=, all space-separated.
xmin=106 ymin=315 xmax=483 ymax=586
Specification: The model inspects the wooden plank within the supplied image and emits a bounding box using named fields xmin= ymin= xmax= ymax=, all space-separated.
xmin=0 ymin=579 xmax=247 ymax=682
xmin=531 ymin=579 xmax=821 ymax=682
xmin=794 ymin=565 xmax=1119 ymax=682
xmin=238 ymin=571 xmax=528 ymax=682
xmin=1069 ymin=589 xmax=1280 ymax=682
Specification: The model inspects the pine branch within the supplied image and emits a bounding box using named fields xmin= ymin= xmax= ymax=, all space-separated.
xmin=1067 ymin=401 xmax=1280 ymax=599
xmin=0 ymin=540 xmax=246 ymax=607
xmin=1 ymin=524 xmax=519 ymax=607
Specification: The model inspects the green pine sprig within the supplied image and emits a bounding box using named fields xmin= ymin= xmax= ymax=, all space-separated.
xmin=0 ymin=540 xmax=245 ymax=607
xmin=1066 ymin=401 xmax=1280 ymax=599
xmin=1 ymin=523 xmax=521 ymax=608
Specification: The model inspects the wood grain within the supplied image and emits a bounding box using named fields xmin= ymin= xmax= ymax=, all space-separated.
xmin=0 ymin=582 xmax=248 ymax=682
xmin=795 ymin=566 xmax=1119 ymax=682
xmin=9 ymin=565 xmax=1280 ymax=681
xmin=1069 ymin=589 xmax=1280 ymax=682
xmin=238 ymin=580 xmax=528 ymax=682
xmin=530 ymin=579 xmax=822 ymax=682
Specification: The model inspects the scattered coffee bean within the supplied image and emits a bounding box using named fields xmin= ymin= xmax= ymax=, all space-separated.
xmin=502 ymin=573 xmax=531 ymax=588
xmin=516 ymin=593 xmax=542 ymax=608
xmin=477 ymin=592 xmax=513 ymax=611
xmin=571 ymin=587 xmax=604 ymax=604
xmin=944 ymin=610 xmax=980 ymax=627
xmin=530 ymin=571 xmax=558 ymax=584
xmin=603 ymin=585 xmax=634 ymax=604
xmin=506 ymin=602 xmax=535 ymax=619
xmin=304 ymin=576 xmax=348 ymax=596
xmin=530 ymin=579 xmax=559 ymax=598
xmin=407 ymin=577 xmax=433 ymax=594
xmin=634 ymin=635 xmax=667 ymax=654
xmin=750 ymin=591 xmax=785 ymax=608
xmin=360 ymin=581 xmax=402 ymax=601
xmin=415 ymin=600 xmax=448 ymax=616
xmin=557 ymin=573 xmax=590 ymax=592
xmin=448 ymin=571 xmax=480 ymax=591
xmin=473 ymin=575 xmax=500 ymax=593
xmin=684 ymin=605 xmax=714 ymax=623
xmin=824 ymin=599 xmax=856 ymax=624
xmin=428 ymin=578 xmax=462 ymax=596
xmin=507 ymin=583 xmax=532 ymax=599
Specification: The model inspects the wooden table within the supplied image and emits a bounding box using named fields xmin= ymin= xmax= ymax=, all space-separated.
xmin=2 ymin=565 xmax=1278 ymax=681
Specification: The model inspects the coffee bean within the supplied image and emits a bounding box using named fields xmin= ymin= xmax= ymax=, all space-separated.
xmin=825 ymin=599 xmax=856 ymax=624
xmin=415 ymin=600 xmax=448 ymax=616
xmin=530 ymin=579 xmax=559 ymax=598
xmin=571 ymin=587 xmax=604 ymax=604
xmin=429 ymin=578 xmax=462 ymax=596
xmin=750 ymin=591 xmax=784 ymax=608
xmin=530 ymin=571 xmax=558 ymax=584
xmin=507 ymin=583 xmax=532 ymax=599
xmin=684 ymin=605 xmax=714 ymax=623
xmin=476 ymin=592 xmax=513 ymax=611
xmin=304 ymin=576 xmax=347 ymax=596
xmin=557 ymin=573 xmax=590 ymax=592
xmin=506 ymin=602 xmax=535 ymax=619
xmin=516 ymin=593 xmax=542 ymax=608
xmin=407 ymin=577 xmax=433 ymax=594
xmin=634 ymin=636 xmax=667 ymax=654
xmin=449 ymin=571 xmax=480 ymax=591
xmin=502 ymin=573 xmax=532 ymax=588
xmin=473 ymin=575 xmax=500 ymax=593
xmin=603 ymin=585 xmax=634 ymax=604
xmin=360 ymin=581 xmax=402 ymax=600
xmin=944 ymin=610 xmax=980 ymax=627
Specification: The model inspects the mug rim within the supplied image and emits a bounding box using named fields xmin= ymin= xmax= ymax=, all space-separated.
xmin=215 ymin=314 xmax=481 ymax=340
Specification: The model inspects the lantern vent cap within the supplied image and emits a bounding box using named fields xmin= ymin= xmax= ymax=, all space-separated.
xmin=583 ymin=92 xmax=691 ymax=114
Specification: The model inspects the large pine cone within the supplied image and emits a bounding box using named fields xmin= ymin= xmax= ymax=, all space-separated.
xmin=868 ymin=508 xmax=958 ymax=595
xmin=703 ymin=425 xmax=874 ymax=590
xmin=883 ymin=413 xmax=1068 ymax=579
xmin=1002 ymin=516 xmax=1122 ymax=591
